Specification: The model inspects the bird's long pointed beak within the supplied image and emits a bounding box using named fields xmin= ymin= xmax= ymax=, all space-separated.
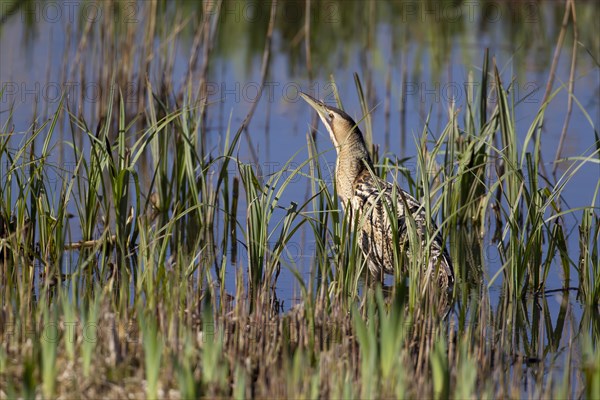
xmin=299 ymin=92 xmax=329 ymax=120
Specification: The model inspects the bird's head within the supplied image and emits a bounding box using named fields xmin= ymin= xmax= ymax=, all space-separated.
xmin=299 ymin=92 xmax=360 ymax=149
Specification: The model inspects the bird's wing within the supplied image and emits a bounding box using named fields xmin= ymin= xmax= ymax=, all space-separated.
xmin=351 ymin=169 xmax=454 ymax=282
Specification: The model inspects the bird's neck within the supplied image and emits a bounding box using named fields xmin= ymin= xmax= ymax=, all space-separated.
xmin=335 ymin=132 xmax=372 ymax=203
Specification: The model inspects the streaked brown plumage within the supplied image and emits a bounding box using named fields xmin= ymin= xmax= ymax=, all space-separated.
xmin=300 ymin=92 xmax=454 ymax=289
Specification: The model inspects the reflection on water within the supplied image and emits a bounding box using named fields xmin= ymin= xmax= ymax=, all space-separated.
xmin=0 ymin=1 xmax=598 ymax=394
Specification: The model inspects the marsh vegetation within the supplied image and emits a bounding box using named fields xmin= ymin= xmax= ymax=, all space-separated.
xmin=0 ymin=0 xmax=599 ymax=398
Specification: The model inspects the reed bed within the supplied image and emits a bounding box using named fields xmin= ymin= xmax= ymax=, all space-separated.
xmin=0 ymin=1 xmax=599 ymax=399
xmin=1 ymin=54 xmax=598 ymax=396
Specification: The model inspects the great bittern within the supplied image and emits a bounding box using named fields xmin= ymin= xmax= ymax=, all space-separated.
xmin=300 ymin=92 xmax=454 ymax=290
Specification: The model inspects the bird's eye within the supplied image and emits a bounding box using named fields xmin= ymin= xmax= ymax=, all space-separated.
xmin=328 ymin=112 xmax=334 ymax=120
